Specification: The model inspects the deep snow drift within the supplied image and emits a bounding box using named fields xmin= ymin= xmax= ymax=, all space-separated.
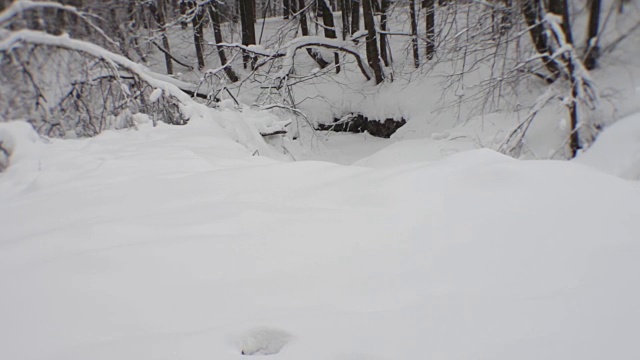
xmin=575 ymin=112 xmax=640 ymax=180
xmin=1 ymin=114 xmax=640 ymax=360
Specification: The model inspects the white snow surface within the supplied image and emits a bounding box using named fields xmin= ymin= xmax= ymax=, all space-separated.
xmin=149 ymin=88 xmax=163 ymax=103
xmin=1 ymin=115 xmax=640 ymax=360
xmin=575 ymin=112 xmax=640 ymax=180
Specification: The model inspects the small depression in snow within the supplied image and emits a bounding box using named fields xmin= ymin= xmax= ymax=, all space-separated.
xmin=236 ymin=327 xmax=293 ymax=356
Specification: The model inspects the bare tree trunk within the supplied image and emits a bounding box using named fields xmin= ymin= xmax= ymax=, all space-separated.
xmin=179 ymin=0 xmax=188 ymax=29
xmin=318 ymin=0 xmax=341 ymax=72
xmin=548 ymin=0 xmax=573 ymax=44
xmin=149 ymin=0 xmax=174 ymax=74
xmin=233 ymin=0 xmax=240 ymax=23
xmin=298 ymin=0 xmax=330 ymax=68
xmin=409 ymin=0 xmax=419 ymax=67
xmin=521 ymin=0 xmax=559 ymax=81
xmin=567 ymin=65 xmax=580 ymax=157
xmin=379 ymin=0 xmax=391 ymax=67
xmin=191 ymin=2 xmax=206 ymax=70
xmin=251 ymin=0 xmax=257 ymax=24
xmin=284 ymin=0 xmax=290 ymax=18
xmin=584 ymin=0 xmax=601 ymax=70
xmin=127 ymin=1 xmax=147 ymax=62
xmin=208 ymin=3 xmax=239 ymax=82
xmin=109 ymin=7 xmax=127 ymax=55
xmin=340 ymin=0 xmax=351 ymax=39
xmin=549 ymin=0 xmax=580 ymax=157
xmin=314 ymin=0 xmax=321 ymax=20
xmin=423 ymin=0 xmax=435 ymax=60
xmin=350 ymin=0 xmax=360 ymax=35
xmin=362 ymin=0 xmax=383 ymax=83
xmin=239 ymin=0 xmax=257 ymax=68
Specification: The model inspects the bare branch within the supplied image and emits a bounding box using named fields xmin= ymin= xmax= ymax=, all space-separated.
xmin=0 ymin=0 xmax=118 ymax=48
xmin=216 ymin=36 xmax=372 ymax=81
xmin=151 ymin=40 xmax=194 ymax=71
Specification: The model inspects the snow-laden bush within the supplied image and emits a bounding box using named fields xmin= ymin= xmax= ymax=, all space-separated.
xmin=0 ymin=1 xmax=188 ymax=138
xmin=0 ymin=41 xmax=189 ymax=137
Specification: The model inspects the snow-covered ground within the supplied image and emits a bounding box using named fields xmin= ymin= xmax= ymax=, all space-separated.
xmin=575 ymin=112 xmax=640 ymax=180
xmin=2 ymin=1 xmax=640 ymax=359
xmin=2 ymin=109 xmax=640 ymax=359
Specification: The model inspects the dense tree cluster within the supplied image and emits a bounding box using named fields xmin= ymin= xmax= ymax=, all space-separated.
xmin=0 ymin=0 xmax=636 ymax=157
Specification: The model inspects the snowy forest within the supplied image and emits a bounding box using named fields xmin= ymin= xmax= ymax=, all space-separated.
xmin=2 ymin=0 xmax=638 ymax=158
xmin=1 ymin=0 xmax=640 ymax=359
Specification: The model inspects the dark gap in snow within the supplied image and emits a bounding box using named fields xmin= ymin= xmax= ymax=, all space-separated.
xmin=316 ymin=113 xmax=406 ymax=138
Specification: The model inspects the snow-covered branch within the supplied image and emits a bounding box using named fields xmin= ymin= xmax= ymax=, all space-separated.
xmin=0 ymin=0 xmax=117 ymax=47
xmin=277 ymin=36 xmax=371 ymax=80
xmin=544 ymin=13 xmax=598 ymax=108
xmin=217 ymin=36 xmax=372 ymax=81
xmin=0 ymin=30 xmax=198 ymax=103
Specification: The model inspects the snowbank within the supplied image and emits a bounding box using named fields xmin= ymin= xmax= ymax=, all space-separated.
xmin=353 ymin=137 xmax=476 ymax=167
xmin=1 ymin=120 xmax=640 ymax=360
xmin=0 ymin=117 xmax=275 ymax=197
xmin=0 ymin=121 xmax=45 ymax=174
xmin=576 ymin=112 xmax=640 ymax=180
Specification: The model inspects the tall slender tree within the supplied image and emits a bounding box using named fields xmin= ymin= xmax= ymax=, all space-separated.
xmin=548 ymin=0 xmax=573 ymax=44
xmin=584 ymin=0 xmax=601 ymax=69
xmin=548 ymin=0 xmax=580 ymax=157
xmin=423 ymin=0 xmax=435 ymax=60
xmin=379 ymin=0 xmax=391 ymax=67
xmin=521 ymin=0 xmax=559 ymax=80
xmin=149 ymin=0 xmax=174 ymax=74
xmin=297 ymin=0 xmax=330 ymax=68
xmin=239 ymin=0 xmax=257 ymax=68
xmin=207 ymin=1 xmax=239 ymax=82
xmin=284 ymin=0 xmax=290 ymax=18
xmin=409 ymin=0 xmax=419 ymax=67
xmin=362 ymin=0 xmax=383 ymax=83
xmin=318 ymin=0 xmax=341 ymax=72
xmin=340 ymin=0 xmax=351 ymax=39
xmin=191 ymin=1 xmax=206 ymax=70
xmin=350 ymin=0 xmax=360 ymax=35
xmin=179 ymin=0 xmax=188 ymax=29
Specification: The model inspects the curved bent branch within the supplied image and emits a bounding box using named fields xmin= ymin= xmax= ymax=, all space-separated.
xmin=217 ymin=36 xmax=373 ymax=81
xmin=0 ymin=0 xmax=118 ymax=48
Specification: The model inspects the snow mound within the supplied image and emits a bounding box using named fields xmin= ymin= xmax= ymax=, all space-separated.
xmin=576 ymin=113 xmax=640 ymax=180
xmin=353 ymin=137 xmax=476 ymax=167
xmin=354 ymin=112 xmax=518 ymax=167
xmin=1 ymin=119 xmax=640 ymax=360
xmin=149 ymin=88 xmax=163 ymax=103
xmin=0 ymin=121 xmax=43 ymax=172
